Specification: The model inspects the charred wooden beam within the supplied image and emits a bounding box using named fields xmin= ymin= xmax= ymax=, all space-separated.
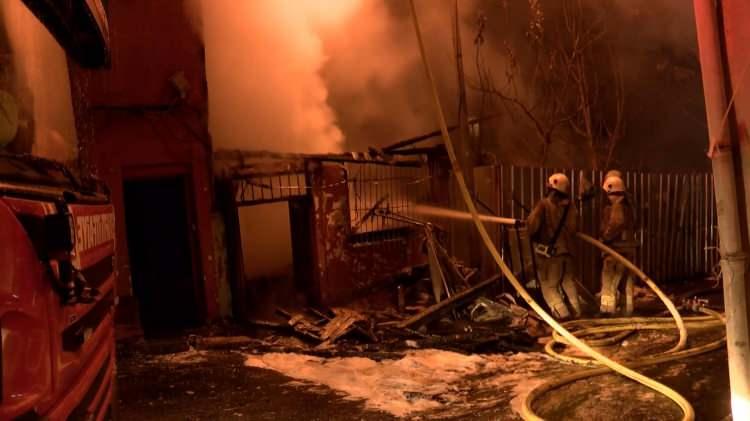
xmin=396 ymin=274 xmax=502 ymax=329
xmin=308 ymin=307 xmax=378 ymax=343
xmin=191 ymin=336 xmax=256 ymax=350
xmin=382 ymin=114 xmax=499 ymax=152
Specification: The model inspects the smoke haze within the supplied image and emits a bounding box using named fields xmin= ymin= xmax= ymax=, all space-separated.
xmin=191 ymin=0 xmax=707 ymax=290
xmin=197 ymin=0 xmax=360 ymax=153
xmin=195 ymin=0 xmax=479 ymax=154
xmin=196 ymin=0 xmax=706 ymax=167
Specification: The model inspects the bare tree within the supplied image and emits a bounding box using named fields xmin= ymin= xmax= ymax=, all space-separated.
xmin=473 ymin=0 xmax=625 ymax=169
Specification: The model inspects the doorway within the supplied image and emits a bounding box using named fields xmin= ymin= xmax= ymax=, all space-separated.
xmin=236 ymin=198 xmax=314 ymax=317
xmin=123 ymin=175 xmax=200 ymax=336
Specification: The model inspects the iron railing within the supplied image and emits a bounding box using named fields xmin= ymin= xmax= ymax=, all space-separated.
xmin=345 ymin=162 xmax=431 ymax=236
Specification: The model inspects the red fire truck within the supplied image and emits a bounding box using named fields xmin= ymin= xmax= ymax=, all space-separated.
xmin=0 ymin=154 xmax=116 ymax=420
xmin=0 ymin=1 xmax=115 ymax=420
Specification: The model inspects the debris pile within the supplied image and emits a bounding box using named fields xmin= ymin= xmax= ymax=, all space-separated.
xmin=182 ymin=204 xmax=547 ymax=356
xmin=227 ymin=222 xmax=543 ymax=356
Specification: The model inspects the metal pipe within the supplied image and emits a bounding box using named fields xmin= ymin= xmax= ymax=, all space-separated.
xmin=694 ymin=0 xmax=750 ymax=417
xmin=738 ymin=105 xmax=750 ymax=242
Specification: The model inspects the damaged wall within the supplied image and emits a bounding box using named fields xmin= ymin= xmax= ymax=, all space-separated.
xmin=308 ymin=161 xmax=425 ymax=304
xmin=216 ymin=157 xmax=427 ymax=316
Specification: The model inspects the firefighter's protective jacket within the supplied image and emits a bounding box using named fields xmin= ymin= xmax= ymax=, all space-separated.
xmin=527 ymin=196 xmax=578 ymax=256
xmin=600 ymin=196 xmax=637 ymax=252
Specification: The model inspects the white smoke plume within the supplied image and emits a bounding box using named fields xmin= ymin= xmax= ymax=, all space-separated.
xmin=194 ymin=1 xmax=366 ymax=284
xmin=193 ymin=0 xmax=478 ymax=153
xmin=195 ymin=0 xmax=364 ymax=153
xmin=320 ymin=0 xmax=480 ymax=150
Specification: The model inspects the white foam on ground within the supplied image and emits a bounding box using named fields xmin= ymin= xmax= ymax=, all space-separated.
xmin=244 ymin=349 xmax=553 ymax=418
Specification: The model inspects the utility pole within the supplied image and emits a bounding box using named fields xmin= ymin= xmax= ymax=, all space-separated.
xmin=453 ymin=0 xmax=476 ymax=189
xmin=453 ymin=0 xmax=481 ymax=269
xmin=694 ymin=1 xmax=750 ymax=418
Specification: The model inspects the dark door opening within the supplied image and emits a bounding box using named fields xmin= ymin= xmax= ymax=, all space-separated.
xmin=289 ymin=198 xmax=314 ymax=299
xmin=123 ymin=175 xmax=200 ymax=337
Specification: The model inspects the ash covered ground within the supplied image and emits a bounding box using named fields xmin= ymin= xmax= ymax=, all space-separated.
xmin=117 ymin=320 xmax=730 ymax=420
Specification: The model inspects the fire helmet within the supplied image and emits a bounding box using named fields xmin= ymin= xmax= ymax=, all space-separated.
xmin=547 ymin=173 xmax=570 ymax=195
xmin=603 ymin=175 xmax=626 ymax=194
xmin=605 ymin=169 xmax=623 ymax=180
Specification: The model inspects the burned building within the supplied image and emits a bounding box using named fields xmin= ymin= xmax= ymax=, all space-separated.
xmin=65 ymin=1 xmax=443 ymax=335
xmin=214 ymin=150 xmax=433 ymax=319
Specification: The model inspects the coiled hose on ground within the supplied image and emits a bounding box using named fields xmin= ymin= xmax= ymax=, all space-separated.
xmin=527 ymin=234 xmax=726 ymax=420
xmin=408 ymin=2 xmax=725 ymax=420
xmin=529 ymin=308 xmax=726 ymax=419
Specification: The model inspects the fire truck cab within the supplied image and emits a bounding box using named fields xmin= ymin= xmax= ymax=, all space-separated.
xmin=0 ymin=1 xmax=114 ymax=419
xmin=0 ymin=154 xmax=116 ymax=420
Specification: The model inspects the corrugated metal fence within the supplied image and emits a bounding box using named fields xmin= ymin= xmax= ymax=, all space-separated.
xmin=463 ymin=166 xmax=718 ymax=290
xmin=337 ymin=162 xmax=718 ymax=290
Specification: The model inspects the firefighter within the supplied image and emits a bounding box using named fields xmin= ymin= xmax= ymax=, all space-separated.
xmin=527 ymin=173 xmax=582 ymax=320
xmin=599 ymin=172 xmax=638 ymax=315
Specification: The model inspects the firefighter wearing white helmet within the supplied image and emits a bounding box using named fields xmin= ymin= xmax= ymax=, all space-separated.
xmin=599 ymin=171 xmax=638 ymax=315
xmin=527 ymin=173 xmax=582 ymax=320
xmin=548 ymin=172 xmax=570 ymax=195
xmin=603 ymin=174 xmax=626 ymax=194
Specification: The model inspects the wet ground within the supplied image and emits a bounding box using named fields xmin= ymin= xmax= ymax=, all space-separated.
xmin=117 ymin=330 xmax=730 ymax=420
xmin=116 ymin=349 xmax=396 ymax=420
xmin=117 ymin=280 xmax=731 ymax=420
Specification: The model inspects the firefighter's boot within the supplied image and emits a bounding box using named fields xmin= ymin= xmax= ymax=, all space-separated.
xmin=622 ymin=275 xmax=635 ymax=316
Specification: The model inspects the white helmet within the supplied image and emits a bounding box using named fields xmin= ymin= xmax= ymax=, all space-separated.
xmin=547 ymin=173 xmax=570 ymax=195
xmin=603 ymin=175 xmax=626 ymax=194
xmin=605 ymin=169 xmax=623 ymax=180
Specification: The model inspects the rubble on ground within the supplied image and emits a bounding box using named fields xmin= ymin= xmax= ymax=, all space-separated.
xmin=185 ymin=221 xmax=547 ymax=357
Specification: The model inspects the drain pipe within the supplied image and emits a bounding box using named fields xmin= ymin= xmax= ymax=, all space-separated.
xmin=694 ymin=0 xmax=750 ymax=418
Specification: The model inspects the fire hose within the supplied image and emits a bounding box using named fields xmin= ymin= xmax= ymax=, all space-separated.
xmin=408 ymin=2 xmax=724 ymax=419
xmin=531 ymin=308 xmax=726 ymax=419
xmin=575 ymin=233 xmax=688 ymax=354
xmin=529 ymin=234 xmax=726 ymax=419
